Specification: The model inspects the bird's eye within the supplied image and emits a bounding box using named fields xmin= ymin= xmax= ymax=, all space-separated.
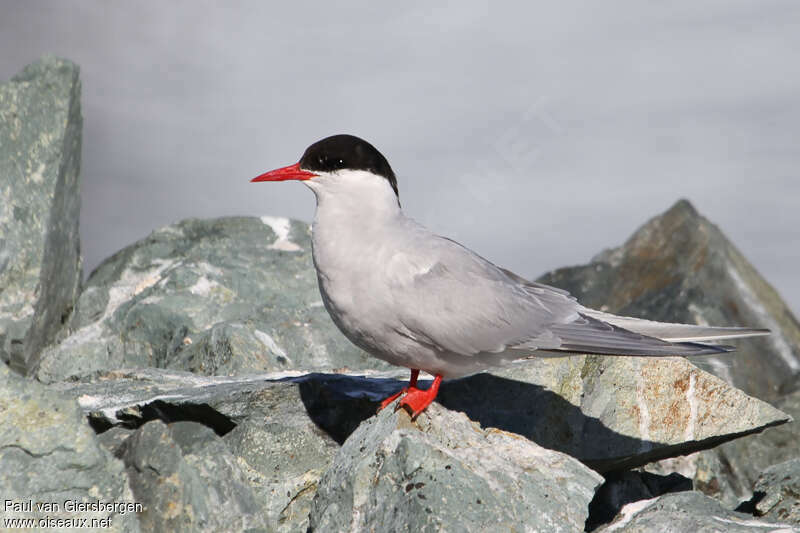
xmin=337 ymin=159 xmax=344 ymax=167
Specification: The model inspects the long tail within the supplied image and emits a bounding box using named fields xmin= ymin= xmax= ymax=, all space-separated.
xmin=580 ymin=308 xmax=770 ymax=343
xmin=533 ymin=310 xmax=770 ymax=358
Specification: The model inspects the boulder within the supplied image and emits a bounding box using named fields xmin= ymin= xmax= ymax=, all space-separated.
xmin=538 ymin=199 xmax=800 ymax=400
xmin=308 ymin=402 xmax=604 ymax=533
xmin=119 ymin=420 xmax=267 ymax=532
xmin=0 ymin=56 xmax=83 ymax=374
xmin=586 ymin=470 xmax=692 ymax=530
xmin=645 ymin=387 xmax=800 ymax=507
xmin=0 ymin=364 xmax=138 ymax=531
xmin=750 ymin=458 xmax=800 ymax=525
xmin=222 ymin=382 xmax=340 ymax=532
xmin=597 ymin=491 xmax=797 ymax=532
xmin=59 ymin=361 xmax=788 ymax=474
xmin=36 ymin=216 xmax=389 ymax=382
xmin=438 ymin=355 xmax=790 ymax=472
xmin=58 ymin=367 xmax=393 ymax=530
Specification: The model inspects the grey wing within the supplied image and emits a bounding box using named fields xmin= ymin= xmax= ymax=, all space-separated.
xmin=385 ymin=236 xmax=577 ymax=355
xmin=387 ymin=234 xmax=736 ymax=358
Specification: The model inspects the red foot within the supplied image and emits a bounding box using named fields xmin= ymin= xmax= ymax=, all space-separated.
xmin=397 ymin=374 xmax=443 ymax=420
xmin=378 ymin=369 xmax=419 ymax=411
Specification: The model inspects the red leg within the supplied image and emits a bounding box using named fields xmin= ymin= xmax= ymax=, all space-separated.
xmin=398 ymin=374 xmax=443 ymax=420
xmin=378 ymin=369 xmax=419 ymax=411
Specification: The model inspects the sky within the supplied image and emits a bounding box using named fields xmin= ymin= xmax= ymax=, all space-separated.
xmin=1 ymin=1 xmax=799 ymax=315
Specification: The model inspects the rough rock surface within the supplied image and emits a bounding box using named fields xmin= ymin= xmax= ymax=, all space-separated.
xmin=36 ymin=216 xmax=388 ymax=382
xmin=57 ymin=368 xmax=392 ymax=530
xmin=538 ymin=199 xmax=800 ymax=401
xmin=0 ymin=56 xmax=83 ymax=374
xmin=308 ymin=402 xmax=604 ymax=533
xmin=597 ymin=491 xmax=798 ymax=532
xmin=438 ymin=355 xmax=790 ymax=472
xmin=645 ymin=388 xmax=800 ymax=507
xmin=586 ymin=470 xmax=692 ymax=530
xmin=0 ymin=364 xmax=138 ymax=531
xmin=119 ymin=420 xmax=267 ymax=532
xmin=222 ymin=383 xmax=340 ymax=532
xmin=58 ymin=362 xmax=789 ymax=472
xmin=751 ymin=459 xmax=800 ymax=525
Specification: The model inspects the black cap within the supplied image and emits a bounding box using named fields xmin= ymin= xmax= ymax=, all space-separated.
xmin=299 ymin=134 xmax=398 ymax=197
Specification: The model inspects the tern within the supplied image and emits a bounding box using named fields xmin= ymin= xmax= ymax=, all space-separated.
xmin=252 ymin=134 xmax=769 ymax=419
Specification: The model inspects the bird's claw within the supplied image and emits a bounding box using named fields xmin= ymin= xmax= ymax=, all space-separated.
xmin=396 ymin=385 xmax=434 ymax=420
xmin=377 ymin=387 xmax=407 ymax=412
xmin=377 ymin=371 xmax=442 ymax=420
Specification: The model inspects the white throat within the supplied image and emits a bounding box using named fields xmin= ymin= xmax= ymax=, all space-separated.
xmin=304 ymin=169 xmax=401 ymax=226
xmin=305 ymin=169 xmax=403 ymax=293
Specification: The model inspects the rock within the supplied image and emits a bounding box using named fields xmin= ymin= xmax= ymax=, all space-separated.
xmin=222 ymin=383 xmax=340 ymax=532
xmin=36 ymin=216 xmax=389 ymax=382
xmin=538 ymin=199 xmax=800 ymax=401
xmin=119 ymin=420 xmax=267 ymax=532
xmin=645 ymin=388 xmax=800 ymax=507
xmin=750 ymin=458 xmax=800 ymax=525
xmin=586 ymin=471 xmax=692 ymax=531
xmin=438 ymin=355 xmax=791 ymax=472
xmin=96 ymin=426 xmax=136 ymax=456
xmin=598 ymin=491 xmax=797 ymax=532
xmin=0 ymin=56 xmax=83 ymax=375
xmin=0 ymin=364 xmax=139 ymax=531
xmin=59 ymin=367 xmax=397 ymax=529
xmin=57 ymin=361 xmax=789 ymax=474
xmin=308 ymin=402 xmax=603 ymax=533
xmin=48 ymin=361 xmax=792 ymax=529
xmin=54 ymin=367 xmax=400 ymax=431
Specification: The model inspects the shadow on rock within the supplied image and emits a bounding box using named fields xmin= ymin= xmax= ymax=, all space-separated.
xmin=437 ymin=373 xmax=669 ymax=473
xmin=288 ymin=372 xmax=667 ymax=473
xmin=294 ymin=373 xmax=403 ymax=444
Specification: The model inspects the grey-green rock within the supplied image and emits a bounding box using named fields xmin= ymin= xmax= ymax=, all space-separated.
xmin=308 ymin=402 xmax=603 ymax=533
xmin=752 ymin=458 xmax=800 ymax=525
xmin=0 ymin=56 xmax=83 ymax=374
xmin=223 ymin=383 xmax=340 ymax=532
xmin=119 ymin=420 xmax=266 ymax=532
xmin=57 ymin=367 xmax=391 ymax=529
xmin=538 ymin=199 xmax=800 ymax=401
xmin=645 ymin=387 xmax=800 ymax=507
xmin=0 ymin=364 xmax=139 ymax=532
xmin=597 ymin=491 xmax=798 ymax=532
xmin=57 ymin=361 xmax=790 ymax=475
xmin=37 ymin=216 xmax=389 ymax=382
xmin=438 ymin=355 xmax=791 ymax=472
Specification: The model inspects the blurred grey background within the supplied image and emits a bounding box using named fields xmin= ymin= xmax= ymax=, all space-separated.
xmin=1 ymin=1 xmax=798 ymax=314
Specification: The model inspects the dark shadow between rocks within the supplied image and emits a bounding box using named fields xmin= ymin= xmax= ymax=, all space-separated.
xmin=98 ymin=399 xmax=237 ymax=436
xmin=294 ymin=373 xmax=403 ymax=444
xmin=584 ymin=471 xmax=692 ymax=531
xmin=734 ymin=490 xmax=766 ymax=515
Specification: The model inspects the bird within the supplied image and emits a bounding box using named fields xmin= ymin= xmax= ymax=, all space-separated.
xmin=251 ymin=134 xmax=769 ymax=419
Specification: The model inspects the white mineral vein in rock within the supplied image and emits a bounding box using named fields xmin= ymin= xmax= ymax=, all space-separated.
xmin=711 ymin=516 xmax=795 ymax=530
xmin=58 ymin=259 xmax=175 ymax=349
xmin=254 ymin=329 xmax=290 ymax=361
xmin=188 ymin=275 xmax=221 ymax=296
xmin=685 ymin=371 xmax=697 ymax=442
xmin=29 ymin=161 xmax=45 ymax=184
xmin=260 ymin=216 xmax=302 ymax=251
xmin=636 ymin=366 xmax=651 ymax=449
xmin=603 ymin=497 xmax=659 ymax=532
xmin=728 ymin=264 xmax=799 ymax=371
